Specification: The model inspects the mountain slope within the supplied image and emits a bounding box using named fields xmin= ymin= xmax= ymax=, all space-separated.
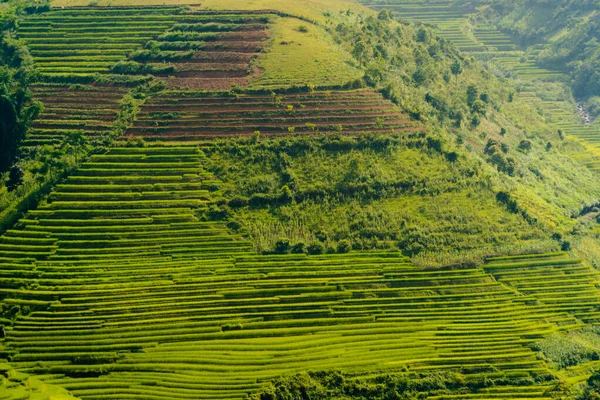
xmin=2 ymin=0 xmax=600 ymax=399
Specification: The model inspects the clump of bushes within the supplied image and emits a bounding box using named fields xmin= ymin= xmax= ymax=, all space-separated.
xmin=111 ymin=61 xmax=176 ymax=75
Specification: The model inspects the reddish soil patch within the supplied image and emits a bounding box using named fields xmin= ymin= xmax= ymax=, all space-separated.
xmin=172 ymin=70 xmax=249 ymax=78
xmin=140 ymin=105 xmax=399 ymax=114
xmin=202 ymin=41 xmax=265 ymax=52
xmin=35 ymin=96 xmax=123 ymax=105
xmin=213 ymin=31 xmax=270 ymax=41
xmin=163 ymin=77 xmax=251 ymax=90
xmin=190 ymin=52 xmax=255 ymax=63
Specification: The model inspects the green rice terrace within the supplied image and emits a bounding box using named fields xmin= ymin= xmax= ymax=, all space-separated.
xmin=3 ymin=1 xmax=600 ymax=399
xmin=357 ymin=1 xmax=562 ymax=80
xmin=17 ymin=6 xmax=273 ymax=89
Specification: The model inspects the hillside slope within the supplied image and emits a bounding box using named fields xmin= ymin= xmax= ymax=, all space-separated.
xmin=2 ymin=0 xmax=600 ymax=399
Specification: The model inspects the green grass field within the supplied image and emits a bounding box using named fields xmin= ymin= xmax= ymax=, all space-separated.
xmin=249 ymin=17 xmax=363 ymax=89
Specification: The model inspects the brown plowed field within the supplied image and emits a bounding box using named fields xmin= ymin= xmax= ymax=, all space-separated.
xmin=171 ymin=69 xmax=249 ymax=78
xmin=25 ymin=84 xmax=126 ymax=148
xmin=163 ymin=77 xmax=252 ymax=90
xmin=123 ymin=12 xmax=271 ymax=89
xmin=126 ymin=89 xmax=423 ymax=140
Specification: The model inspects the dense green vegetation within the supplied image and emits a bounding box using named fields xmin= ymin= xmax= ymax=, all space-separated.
xmin=357 ymin=0 xmax=600 ymax=175
xmin=202 ymin=133 xmax=555 ymax=263
xmin=0 ymin=66 xmax=41 ymax=172
xmin=0 ymin=362 xmax=80 ymax=399
xmin=254 ymin=370 xmax=492 ymax=400
xmin=478 ymin=0 xmax=600 ymax=100
xmin=0 ymin=0 xmax=44 ymax=173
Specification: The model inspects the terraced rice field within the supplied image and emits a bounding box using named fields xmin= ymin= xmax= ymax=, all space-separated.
xmin=0 ymin=146 xmax=246 ymax=262
xmin=359 ymin=1 xmax=485 ymax=52
xmin=126 ymin=89 xmax=424 ymax=140
xmin=360 ymin=1 xmax=563 ymax=81
xmin=24 ymin=84 xmax=127 ymax=148
xmin=3 ymin=4 xmax=600 ymax=399
xmin=0 ymin=139 xmax=599 ymax=398
xmin=0 ymin=168 xmax=594 ymax=399
xmin=17 ymin=7 xmax=273 ymax=89
xmin=516 ymin=87 xmax=600 ymax=170
xmin=484 ymin=253 xmax=600 ymax=324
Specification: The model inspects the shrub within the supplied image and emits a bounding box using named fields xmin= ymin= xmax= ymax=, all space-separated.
xmin=228 ymin=196 xmax=249 ymax=208
xmin=337 ymin=239 xmax=352 ymax=254
xmin=222 ymin=323 xmax=243 ymax=332
xmin=111 ymin=61 xmax=175 ymax=75
xmin=291 ymin=242 xmax=306 ymax=254
xmin=415 ymin=27 xmax=430 ymax=43
xmin=467 ymin=85 xmax=479 ymax=107
xmin=471 ymin=100 xmax=487 ymax=116
xmin=378 ymin=9 xmax=391 ymax=20
xmin=279 ymin=185 xmax=294 ymax=204
xmin=249 ymin=193 xmax=273 ymax=207
xmin=445 ymin=152 xmax=459 ymax=162
xmin=496 ymin=191 xmax=519 ymax=213
xmin=7 ymin=165 xmax=24 ymax=192
xmin=518 ymin=140 xmax=533 ymax=154
xmin=307 ymin=241 xmax=325 ymax=255
xmin=274 ymin=240 xmax=291 ymax=254
xmin=412 ymin=70 xmax=427 ymax=85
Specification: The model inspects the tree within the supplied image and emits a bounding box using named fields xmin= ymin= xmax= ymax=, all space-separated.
xmin=415 ymin=27 xmax=430 ymax=43
xmin=291 ymin=242 xmax=305 ymax=254
xmin=412 ymin=70 xmax=427 ymax=85
xmin=351 ymin=40 xmax=368 ymax=65
xmin=518 ymin=140 xmax=533 ymax=154
xmin=274 ymin=240 xmax=291 ymax=254
xmin=446 ymin=152 xmax=459 ymax=162
xmin=6 ymin=164 xmax=24 ymax=192
xmin=471 ymin=99 xmax=487 ymax=116
xmin=377 ymin=9 xmax=391 ymax=20
xmin=466 ymin=85 xmax=479 ymax=107
xmin=307 ymin=242 xmax=325 ymax=255
xmin=450 ymin=60 xmax=462 ymax=84
xmin=0 ymin=67 xmax=42 ymax=172
xmin=337 ymin=239 xmax=352 ymax=253
xmin=63 ymin=130 xmax=89 ymax=166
